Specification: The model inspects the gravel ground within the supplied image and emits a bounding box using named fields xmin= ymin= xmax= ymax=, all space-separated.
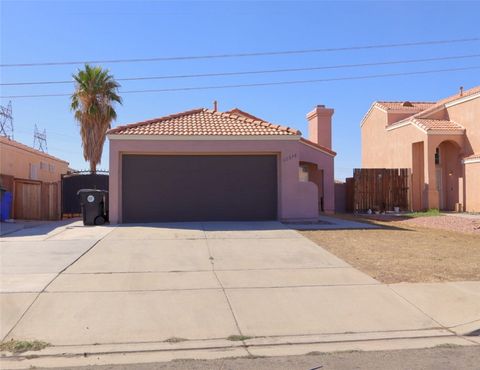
xmin=400 ymin=215 xmax=480 ymax=234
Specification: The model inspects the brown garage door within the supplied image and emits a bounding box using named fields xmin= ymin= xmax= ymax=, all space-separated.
xmin=122 ymin=154 xmax=277 ymax=222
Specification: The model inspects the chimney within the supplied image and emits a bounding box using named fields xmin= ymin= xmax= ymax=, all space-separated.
xmin=459 ymin=86 xmax=464 ymax=96
xmin=306 ymin=104 xmax=334 ymax=149
xmin=213 ymin=100 xmax=218 ymax=112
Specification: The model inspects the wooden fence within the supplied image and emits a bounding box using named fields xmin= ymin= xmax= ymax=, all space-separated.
xmin=13 ymin=179 xmax=59 ymax=220
xmin=346 ymin=168 xmax=411 ymax=212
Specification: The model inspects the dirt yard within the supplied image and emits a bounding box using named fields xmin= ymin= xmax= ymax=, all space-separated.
xmin=301 ymin=215 xmax=480 ymax=284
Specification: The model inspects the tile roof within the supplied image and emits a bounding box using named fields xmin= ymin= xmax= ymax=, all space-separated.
xmin=412 ymin=118 xmax=465 ymax=132
xmin=372 ymin=85 xmax=480 ymax=129
xmin=406 ymin=85 xmax=480 ymax=121
xmin=437 ymin=85 xmax=480 ymax=106
xmin=108 ymin=108 xmax=301 ymax=136
xmin=299 ymin=138 xmax=336 ymax=156
xmin=226 ymin=108 xmax=266 ymax=122
xmin=375 ymin=101 xmax=436 ymax=112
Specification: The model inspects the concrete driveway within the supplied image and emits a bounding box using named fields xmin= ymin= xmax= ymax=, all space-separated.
xmin=1 ymin=219 xmax=478 ymax=370
xmin=2 ymin=220 xmax=459 ymax=348
xmin=0 ymin=220 xmax=114 ymax=339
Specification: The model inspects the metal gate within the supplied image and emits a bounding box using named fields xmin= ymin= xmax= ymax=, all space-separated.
xmin=61 ymin=171 xmax=108 ymax=217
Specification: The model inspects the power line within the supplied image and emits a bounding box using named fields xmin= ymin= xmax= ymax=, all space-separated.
xmin=1 ymin=37 xmax=479 ymax=68
xmin=2 ymin=53 xmax=480 ymax=86
xmin=1 ymin=65 xmax=478 ymax=99
xmin=14 ymin=126 xmax=78 ymax=139
xmin=121 ymin=66 xmax=480 ymax=93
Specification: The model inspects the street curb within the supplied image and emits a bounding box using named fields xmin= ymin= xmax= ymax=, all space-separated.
xmin=1 ymin=328 xmax=478 ymax=369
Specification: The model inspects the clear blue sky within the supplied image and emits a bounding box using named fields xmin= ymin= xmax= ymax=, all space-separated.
xmin=1 ymin=0 xmax=479 ymax=179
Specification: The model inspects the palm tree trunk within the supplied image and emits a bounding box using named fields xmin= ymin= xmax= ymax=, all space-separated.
xmin=90 ymin=160 xmax=96 ymax=174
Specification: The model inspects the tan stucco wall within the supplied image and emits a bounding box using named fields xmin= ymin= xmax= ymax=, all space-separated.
xmin=465 ymin=161 xmax=480 ymax=212
xmin=0 ymin=138 xmax=69 ymax=183
xmin=362 ymin=107 xmax=427 ymax=169
xmin=446 ymin=96 xmax=480 ymax=156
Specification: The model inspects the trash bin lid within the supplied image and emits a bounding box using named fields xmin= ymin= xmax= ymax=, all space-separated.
xmin=77 ymin=189 xmax=109 ymax=195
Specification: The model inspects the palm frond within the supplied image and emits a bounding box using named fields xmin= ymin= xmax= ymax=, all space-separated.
xmin=71 ymin=64 xmax=122 ymax=172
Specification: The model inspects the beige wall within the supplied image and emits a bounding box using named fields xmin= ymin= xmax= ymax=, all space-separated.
xmin=446 ymin=97 xmax=480 ymax=156
xmin=411 ymin=141 xmax=424 ymax=210
xmin=0 ymin=138 xmax=69 ymax=183
xmin=465 ymin=161 xmax=480 ymax=212
xmin=362 ymin=107 xmax=427 ymax=169
xmin=361 ymin=108 xmax=390 ymax=167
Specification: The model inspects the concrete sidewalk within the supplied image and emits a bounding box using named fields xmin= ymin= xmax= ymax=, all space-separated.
xmin=0 ymin=221 xmax=478 ymax=369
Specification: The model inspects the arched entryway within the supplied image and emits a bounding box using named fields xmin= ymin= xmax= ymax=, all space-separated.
xmin=299 ymin=161 xmax=324 ymax=213
xmin=435 ymin=140 xmax=462 ymax=211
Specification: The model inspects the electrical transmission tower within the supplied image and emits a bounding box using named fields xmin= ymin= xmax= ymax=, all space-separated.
xmin=33 ymin=124 xmax=48 ymax=152
xmin=0 ymin=101 xmax=14 ymax=139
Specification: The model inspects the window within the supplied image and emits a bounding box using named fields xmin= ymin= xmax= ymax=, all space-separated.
xmin=29 ymin=163 xmax=39 ymax=180
xmin=49 ymin=164 xmax=55 ymax=172
xmin=435 ymin=148 xmax=440 ymax=165
xmin=40 ymin=161 xmax=48 ymax=170
xmin=299 ymin=165 xmax=309 ymax=182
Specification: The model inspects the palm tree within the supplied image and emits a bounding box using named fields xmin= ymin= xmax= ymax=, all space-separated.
xmin=71 ymin=64 xmax=122 ymax=173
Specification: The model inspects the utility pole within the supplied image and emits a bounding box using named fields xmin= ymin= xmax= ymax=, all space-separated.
xmin=0 ymin=101 xmax=14 ymax=139
xmin=33 ymin=124 xmax=48 ymax=152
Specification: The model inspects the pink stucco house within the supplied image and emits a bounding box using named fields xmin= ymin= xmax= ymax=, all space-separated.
xmin=0 ymin=136 xmax=69 ymax=220
xmin=361 ymin=85 xmax=480 ymax=212
xmin=107 ymin=105 xmax=335 ymax=223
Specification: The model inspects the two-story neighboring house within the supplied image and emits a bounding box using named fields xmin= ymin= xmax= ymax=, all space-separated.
xmin=0 ymin=136 xmax=69 ymax=219
xmin=361 ymin=85 xmax=480 ymax=212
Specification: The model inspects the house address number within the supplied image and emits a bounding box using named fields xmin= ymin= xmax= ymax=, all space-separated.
xmin=283 ymin=153 xmax=297 ymax=162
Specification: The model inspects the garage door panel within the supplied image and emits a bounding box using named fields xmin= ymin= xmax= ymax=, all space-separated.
xmin=122 ymin=155 xmax=277 ymax=222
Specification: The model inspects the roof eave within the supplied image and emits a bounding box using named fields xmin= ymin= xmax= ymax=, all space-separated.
xmin=444 ymin=90 xmax=480 ymax=108
xmin=299 ymin=138 xmax=336 ymax=157
xmin=0 ymin=136 xmax=69 ymax=164
xmin=426 ymin=129 xmax=466 ymax=136
xmin=360 ymin=102 xmax=386 ymax=128
xmin=107 ymin=134 xmax=301 ymax=141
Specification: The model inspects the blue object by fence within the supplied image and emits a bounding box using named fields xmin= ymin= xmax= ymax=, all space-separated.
xmin=0 ymin=191 xmax=13 ymax=221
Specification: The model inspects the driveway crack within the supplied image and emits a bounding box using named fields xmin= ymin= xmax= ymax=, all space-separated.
xmin=386 ymin=284 xmax=455 ymax=335
xmin=201 ymin=224 xmax=252 ymax=356
xmin=1 ymin=225 xmax=117 ymax=342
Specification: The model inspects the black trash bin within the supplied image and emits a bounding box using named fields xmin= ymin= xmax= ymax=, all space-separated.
xmin=77 ymin=189 xmax=109 ymax=225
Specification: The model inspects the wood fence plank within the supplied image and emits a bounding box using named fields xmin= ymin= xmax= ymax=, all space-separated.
xmin=13 ymin=179 xmax=59 ymax=220
xmin=351 ymin=168 xmax=410 ymax=212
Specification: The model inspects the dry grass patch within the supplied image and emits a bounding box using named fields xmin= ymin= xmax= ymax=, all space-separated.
xmin=301 ymin=217 xmax=480 ymax=283
xmin=0 ymin=339 xmax=49 ymax=353
xmin=227 ymin=335 xmax=252 ymax=341
xmin=164 ymin=337 xmax=188 ymax=343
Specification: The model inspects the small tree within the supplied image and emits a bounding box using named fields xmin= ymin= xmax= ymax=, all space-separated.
xmin=71 ymin=64 xmax=122 ymax=173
